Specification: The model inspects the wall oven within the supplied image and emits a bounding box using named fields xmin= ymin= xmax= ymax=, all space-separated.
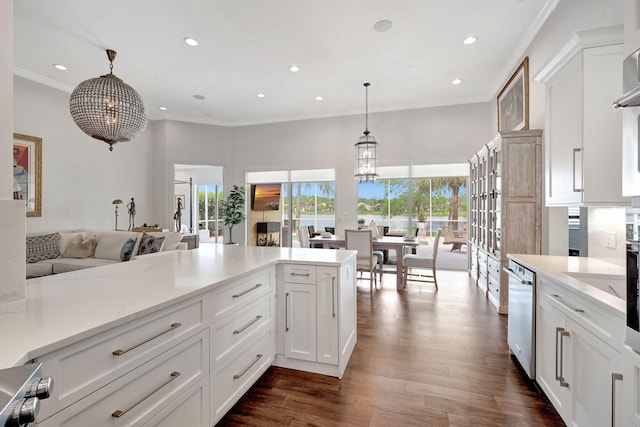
xmin=627 ymin=208 xmax=640 ymax=353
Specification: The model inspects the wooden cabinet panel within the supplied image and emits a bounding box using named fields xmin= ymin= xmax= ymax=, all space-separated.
xmin=468 ymin=130 xmax=542 ymax=313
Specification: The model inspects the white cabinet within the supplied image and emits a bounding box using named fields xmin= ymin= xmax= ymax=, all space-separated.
xmin=622 ymin=345 xmax=640 ymax=426
xmin=275 ymin=259 xmax=357 ymax=378
xmin=535 ymin=26 xmax=628 ymax=206
xmin=536 ymin=277 xmax=625 ymax=427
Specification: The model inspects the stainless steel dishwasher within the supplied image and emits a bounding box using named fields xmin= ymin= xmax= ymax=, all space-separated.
xmin=505 ymin=259 xmax=536 ymax=379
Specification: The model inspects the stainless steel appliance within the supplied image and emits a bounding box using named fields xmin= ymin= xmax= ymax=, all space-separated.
xmin=0 ymin=363 xmax=53 ymax=427
xmin=627 ymin=208 xmax=640 ymax=354
xmin=505 ymin=259 xmax=536 ymax=379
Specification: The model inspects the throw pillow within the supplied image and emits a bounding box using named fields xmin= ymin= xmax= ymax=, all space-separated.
xmin=137 ymin=233 xmax=166 ymax=255
xmin=58 ymin=232 xmax=86 ymax=255
xmin=26 ymin=232 xmax=60 ymax=263
xmin=94 ymin=232 xmax=137 ymax=261
xmin=120 ymin=238 xmax=136 ymax=261
xmin=63 ymin=234 xmax=96 ymax=259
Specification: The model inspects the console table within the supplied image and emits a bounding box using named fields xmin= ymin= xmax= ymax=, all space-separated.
xmin=256 ymin=222 xmax=281 ymax=246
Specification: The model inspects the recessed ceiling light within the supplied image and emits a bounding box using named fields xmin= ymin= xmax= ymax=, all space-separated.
xmin=315 ymin=96 xmax=323 ymax=101
xmin=193 ymin=94 xmax=205 ymax=100
xmin=53 ymin=64 xmax=67 ymax=71
xmin=288 ymin=65 xmax=300 ymax=72
xmin=452 ymin=78 xmax=463 ymax=85
xmin=463 ymin=36 xmax=477 ymax=45
xmin=256 ymin=93 xmax=265 ymax=98
xmin=184 ymin=37 xmax=199 ymax=46
xmin=159 ymin=106 xmax=168 ymax=111
xmin=373 ymin=19 xmax=393 ymax=32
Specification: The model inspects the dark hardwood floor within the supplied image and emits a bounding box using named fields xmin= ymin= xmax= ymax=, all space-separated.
xmin=218 ymin=270 xmax=565 ymax=426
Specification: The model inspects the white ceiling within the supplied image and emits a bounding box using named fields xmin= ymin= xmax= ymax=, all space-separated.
xmin=13 ymin=0 xmax=557 ymax=127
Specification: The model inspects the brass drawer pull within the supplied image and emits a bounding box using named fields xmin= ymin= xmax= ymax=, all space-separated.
xmin=112 ymin=323 xmax=181 ymax=356
xmin=233 ymin=354 xmax=263 ymax=380
xmin=232 ymin=283 xmax=262 ymax=299
xmin=111 ymin=371 xmax=180 ymax=418
xmin=233 ymin=315 xmax=263 ymax=335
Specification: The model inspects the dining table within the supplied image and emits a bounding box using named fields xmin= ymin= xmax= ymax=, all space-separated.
xmin=309 ymin=234 xmax=420 ymax=290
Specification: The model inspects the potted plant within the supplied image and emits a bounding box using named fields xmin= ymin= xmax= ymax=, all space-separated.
xmin=220 ymin=185 xmax=246 ymax=244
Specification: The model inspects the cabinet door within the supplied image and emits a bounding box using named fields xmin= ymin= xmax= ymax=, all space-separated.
xmin=566 ymin=318 xmax=624 ymax=427
xmin=536 ymin=294 xmax=571 ymax=419
xmin=316 ymin=266 xmax=339 ymax=365
xmin=546 ymin=52 xmax=583 ymax=205
xmin=582 ymin=44 xmax=625 ymax=205
xmin=284 ymin=282 xmax=317 ymax=361
xmin=623 ymin=345 xmax=640 ymax=426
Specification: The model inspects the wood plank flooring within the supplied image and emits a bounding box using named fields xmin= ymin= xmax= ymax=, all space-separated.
xmin=218 ymin=270 xmax=565 ymax=426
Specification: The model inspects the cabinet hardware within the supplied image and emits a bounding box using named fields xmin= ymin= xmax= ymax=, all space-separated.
xmin=572 ymin=148 xmax=583 ymax=193
xmin=232 ymin=283 xmax=262 ymax=298
xmin=552 ymin=293 xmax=585 ymax=313
xmin=111 ymin=371 xmax=180 ymax=418
xmin=285 ymin=292 xmax=290 ymax=332
xmin=233 ymin=354 xmax=263 ymax=380
xmin=233 ymin=315 xmax=262 ymax=335
xmin=332 ymin=277 xmax=336 ymax=318
xmin=289 ymin=272 xmax=311 ymax=277
xmin=559 ymin=330 xmax=570 ymax=387
xmin=112 ymin=323 xmax=181 ymax=356
xmin=612 ymin=372 xmax=623 ymax=427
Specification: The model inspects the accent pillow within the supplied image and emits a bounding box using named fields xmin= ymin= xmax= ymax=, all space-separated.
xmin=137 ymin=233 xmax=166 ymax=255
xmin=95 ymin=233 xmax=137 ymax=261
xmin=120 ymin=238 xmax=136 ymax=261
xmin=58 ymin=232 xmax=86 ymax=255
xmin=63 ymin=234 xmax=97 ymax=259
xmin=26 ymin=233 xmax=60 ymax=263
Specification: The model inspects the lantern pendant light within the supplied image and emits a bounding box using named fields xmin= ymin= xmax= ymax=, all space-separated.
xmin=69 ymin=49 xmax=148 ymax=151
xmin=354 ymin=82 xmax=379 ymax=183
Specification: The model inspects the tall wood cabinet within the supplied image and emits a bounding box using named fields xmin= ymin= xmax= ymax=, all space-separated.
xmin=468 ymin=130 xmax=542 ymax=313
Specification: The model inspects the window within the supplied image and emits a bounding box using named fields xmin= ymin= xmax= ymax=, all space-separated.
xmin=247 ymin=169 xmax=336 ymax=247
xmin=198 ymin=183 xmax=223 ymax=242
xmin=357 ymin=164 xmax=468 ymax=243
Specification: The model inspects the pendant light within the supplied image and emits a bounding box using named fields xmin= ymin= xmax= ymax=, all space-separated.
xmin=69 ymin=49 xmax=148 ymax=151
xmin=354 ymin=82 xmax=379 ymax=183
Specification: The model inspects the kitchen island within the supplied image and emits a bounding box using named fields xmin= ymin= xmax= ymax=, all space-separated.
xmin=0 ymin=244 xmax=357 ymax=426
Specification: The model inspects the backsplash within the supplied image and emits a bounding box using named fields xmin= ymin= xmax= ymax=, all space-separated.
xmin=0 ymin=200 xmax=26 ymax=312
xmin=587 ymin=207 xmax=626 ymax=261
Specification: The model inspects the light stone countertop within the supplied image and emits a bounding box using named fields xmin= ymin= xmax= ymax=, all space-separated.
xmin=0 ymin=245 xmax=356 ymax=368
xmin=508 ymin=254 xmax=625 ymax=314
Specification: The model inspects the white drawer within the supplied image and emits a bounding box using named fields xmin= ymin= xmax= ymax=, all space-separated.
xmin=36 ymin=297 xmax=205 ymax=421
xmin=283 ymin=264 xmax=317 ymax=284
xmin=488 ymin=275 xmax=500 ymax=297
xmin=211 ymin=328 xmax=274 ymax=424
xmin=37 ymin=330 xmax=209 ymax=427
xmin=487 ymin=256 xmax=501 ymax=278
xmin=211 ymin=267 xmax=273 ymax=321
xmin=142 ymin=377 xmax=209 ymax=427
xmin=211 ymin=294 xmax=273 ymax=365
xmin=541 ymin=286 xmax=625 ymax=348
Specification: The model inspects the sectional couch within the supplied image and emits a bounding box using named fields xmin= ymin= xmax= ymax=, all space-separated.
xmin=26 ymin=229 xmax=186 ymax=278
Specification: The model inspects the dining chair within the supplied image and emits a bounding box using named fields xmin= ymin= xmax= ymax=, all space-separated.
xmin=402 ymin=229 xmax=441 ymax=289
xmin=298 ymin=225 xmax=310 ymax=248
xmin=324 ymin=226 xmax=335 ymax=235
xmin=345 ymin=229 xmax=383 ymax=292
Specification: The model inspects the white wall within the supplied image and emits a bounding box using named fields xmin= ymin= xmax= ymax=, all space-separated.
xmin=13 ymin=77 xmax=155 ymax=232
xmin=151 ymin=120 xmax=233 ymax=229
xmin=588 ymin=207 xmax=626 ymax=260
xmin=230 ymin=102 xmax=493 ymax=243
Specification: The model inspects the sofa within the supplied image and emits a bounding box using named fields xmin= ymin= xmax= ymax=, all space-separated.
xmin=26 ymin=229 xmax=187 ymax=278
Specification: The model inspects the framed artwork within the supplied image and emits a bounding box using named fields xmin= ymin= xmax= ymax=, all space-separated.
xmin=13 ymin=133 xmax=42 ymax=217
xmin=497 ymin=56 xmax=529 ymax=132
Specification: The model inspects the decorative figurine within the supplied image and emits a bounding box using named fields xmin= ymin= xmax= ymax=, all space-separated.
xmin=127 ymin=197 xmax=136 ymax=230
xmin=174 ymin=197 xmax=183 ymax=232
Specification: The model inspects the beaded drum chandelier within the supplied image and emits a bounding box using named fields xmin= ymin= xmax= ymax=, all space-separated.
xmin=69 ymin=49 xmax=148 ymax=151
xmin=354 ymin=82 xmax=379 ymax=183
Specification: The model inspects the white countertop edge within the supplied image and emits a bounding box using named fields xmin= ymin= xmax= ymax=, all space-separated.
xmin=508 ymin=254 xmax=625 ymax=314
xmin=1 ymin=245 xmax=357 ymax=368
